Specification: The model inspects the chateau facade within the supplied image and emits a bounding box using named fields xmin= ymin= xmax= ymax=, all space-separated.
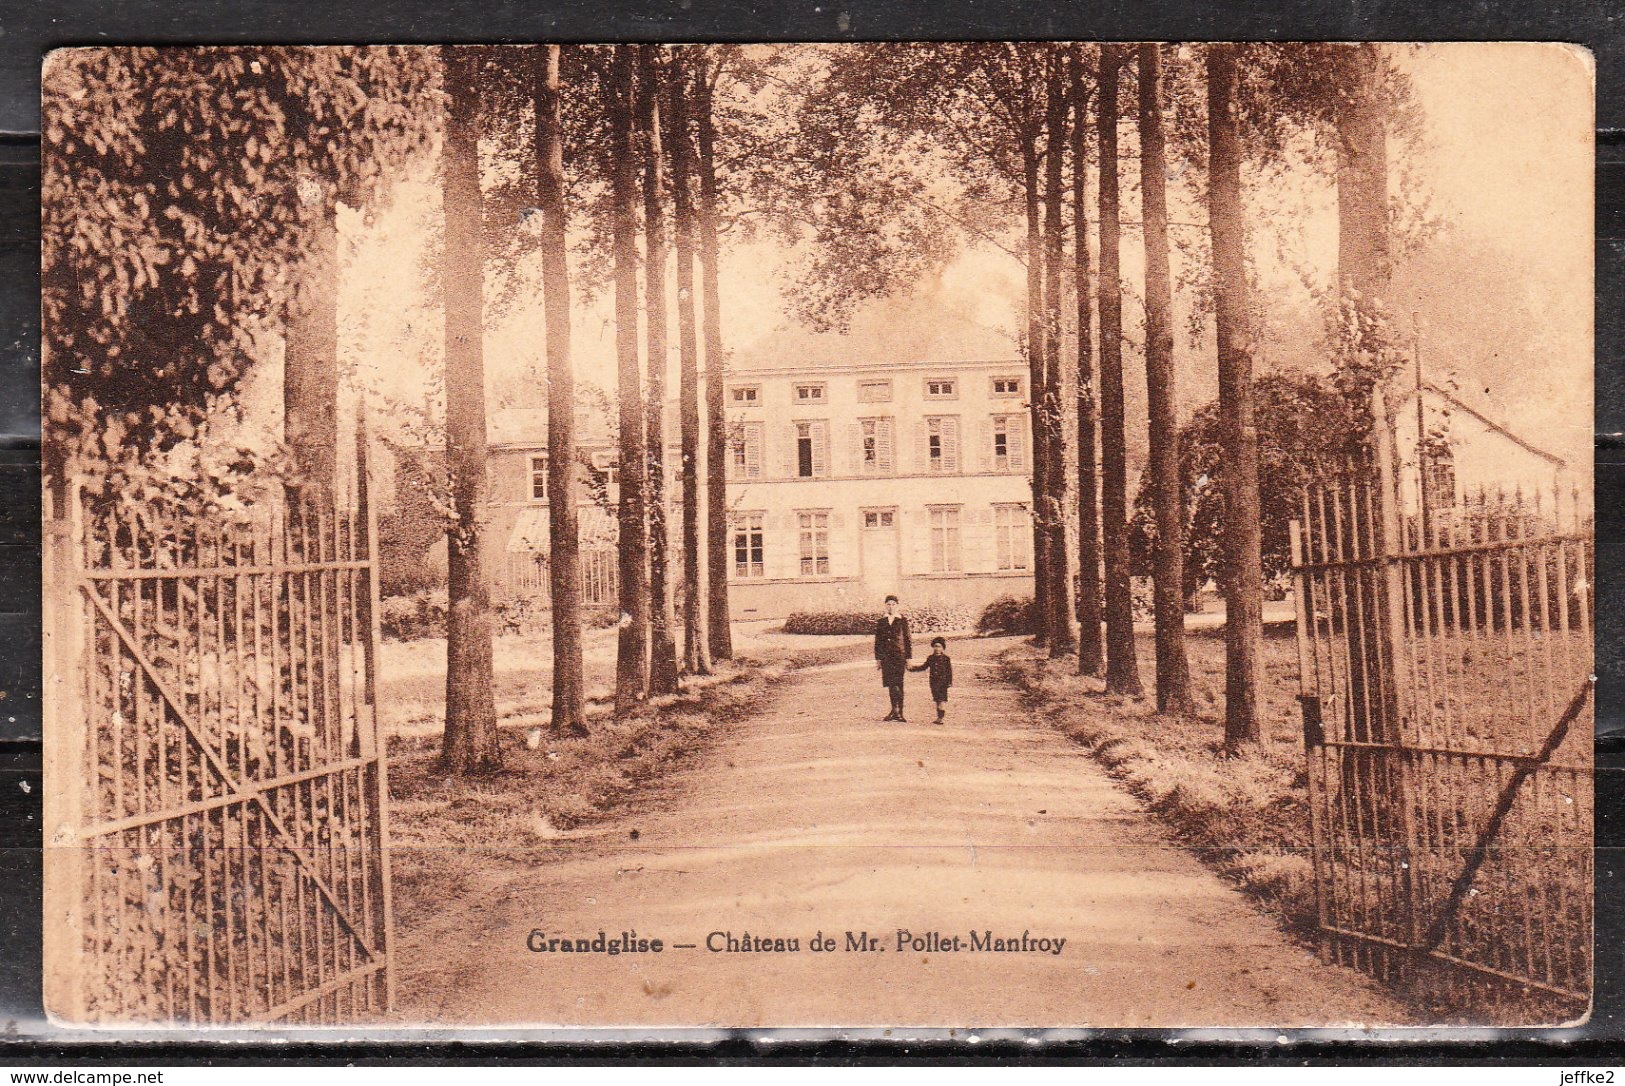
xmin=720 ymin=358 xmax=1037 ymax=618
xmin=384 ymin=359 xmax=1040 ymax=619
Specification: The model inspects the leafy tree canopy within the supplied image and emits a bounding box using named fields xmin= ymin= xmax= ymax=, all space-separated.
xmin=43 ymin=45 xmax=436 ymax=465
xmin=1131 ymin=371 xmax=1361 ymax=593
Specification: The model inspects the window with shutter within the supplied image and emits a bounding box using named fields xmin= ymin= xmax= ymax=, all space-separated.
xmin=927 ymin=415 xmax=960 ymax=474
xmin=992 ymin=414 xmax=1025 ymax=473
xmin=730 ymin=422 xmax=764 ymax=480
xmin=794 ymin=421 xmax=829 ymax=478
xmin=859 ymin=417 xmax=894 ymax=475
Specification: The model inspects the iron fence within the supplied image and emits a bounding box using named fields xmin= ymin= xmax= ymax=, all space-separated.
xmin=44 ymin=467 xmax=394 ymax=1025
xmin=1291 ymin=469 xmax=1592 ymax=1017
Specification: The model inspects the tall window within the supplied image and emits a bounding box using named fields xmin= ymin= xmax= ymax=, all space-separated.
xmin=797 ymin=512 xmax=831 ymax=576
xmin=859 ymin=417 xmax=895 ymax=475
xmin=991 ymin=414 xmax=1025 ymax=472
xmin=733 ymin=512 xmax=765 ymax=578
xmin=730 ymin=421 xmax=764 ymax=479
xmin=929 ymin=507 xmax=962 ymax=573
xmin=925 ymin=416 xmax=960 ymax=474
xmin=796 ymin=420 xmax=829 ymax=478
xmin=529 ymin=455 xmax=548 ymax=502
xmin=993 ymin=503 xmax=1032 ymax=571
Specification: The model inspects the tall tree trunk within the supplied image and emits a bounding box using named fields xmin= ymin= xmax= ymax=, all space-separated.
xmin=284 ymin=198 xmax=339 ymax=493
xmin=1137 ymin=43 xmax=1194 ymax=716
xmin=1041 ymin=49 xmax=1075 ymax=657
xmin=695 ymin=50 xmax=734 ymax=662
xmin=1335 ymin=41 xmax=1398 ymax=748
xmin=638 ymin=46 xmax=681 ymax=697
xmin=1070 ymin=45 xmax=1103 ymax=678
xmin=1096 ymin=44 xmax=1143 ymax=697
xmin=669 ymin=46 xmax=711 ymax=676
xmin=1021 ymin=133 xmax=1050 ymax=646
xmin=439 ymin=45 xmax=500 ymax=773
xmin=1206 ymin=43 xmax=1264 ymax=749
xmin=536 ymin=44 xmax=587 ymax=738
xmin=610 ymin=44 xmax=651 ymax=715
xmin=1336 ymin=43 xmax=1392 ymax=318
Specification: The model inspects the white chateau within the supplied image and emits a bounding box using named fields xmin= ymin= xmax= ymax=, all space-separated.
xmin=384 ymin=357 xmax=1041 ymax=621
xmin=720 ymin=358 xmax=1037 ymax=618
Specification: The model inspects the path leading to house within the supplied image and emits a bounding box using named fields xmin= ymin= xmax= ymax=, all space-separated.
xmin=396 ymin=636 xmax=1409 ymax=1029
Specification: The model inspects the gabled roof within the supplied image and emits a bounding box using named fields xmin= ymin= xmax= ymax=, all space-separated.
xmin=1412 ymin=380 xmax=1568 ymax=469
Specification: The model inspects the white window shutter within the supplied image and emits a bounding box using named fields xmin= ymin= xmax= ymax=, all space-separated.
xmin=878 ymin=418 xmax=895 ymax=474
xmin=745 ymin=423 xmax=763 ymax=478
xmin=917 ymin=419 xmax=930 ymax=474
xmin=1009 ymin=418 xmax=1027 ymax=472
xmin=943 ymin=416 xmax=960 ymax=474
xmin=847 ymin=422 xmax=862 ymax=476
xmin=979 ymin=418 xmax=993 ymax=473
xmin=812 ymin=420 xmax=828 ymax=477
xmin=781 ymin=424 xmax=797 ymax=478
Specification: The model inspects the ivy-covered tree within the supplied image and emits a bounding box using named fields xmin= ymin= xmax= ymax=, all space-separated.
xmin=41 ymin=46 xmax=435 ymax=480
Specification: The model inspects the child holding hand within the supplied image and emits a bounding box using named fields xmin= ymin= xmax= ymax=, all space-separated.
xmin=910 ymin=636 xmax=954 ymax=724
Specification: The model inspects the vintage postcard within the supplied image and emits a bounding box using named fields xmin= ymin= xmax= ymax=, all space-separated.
xmin=39 ymin=41 xmax=1593 ymax=1029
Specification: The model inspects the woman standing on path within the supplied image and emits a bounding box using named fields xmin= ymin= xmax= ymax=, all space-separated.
xmin=874 ymin=594 xmax=912 ymax=722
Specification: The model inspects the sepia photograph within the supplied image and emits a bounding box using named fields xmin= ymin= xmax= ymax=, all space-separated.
xmin=38 ymin=40 xmax=1594 ymax=1030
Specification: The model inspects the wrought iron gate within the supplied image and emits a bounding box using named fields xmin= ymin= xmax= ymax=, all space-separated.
xmin=44 ymin=467 xmax=394 ymax=1025
xmin=1290 ymin=465 xmax=1593 ymax=1016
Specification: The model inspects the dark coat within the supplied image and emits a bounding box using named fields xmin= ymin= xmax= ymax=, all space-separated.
xmin=874 ymin=614 xmax=912 ymax=686
xmin=911 ymin=653 xmax=954 ymax=698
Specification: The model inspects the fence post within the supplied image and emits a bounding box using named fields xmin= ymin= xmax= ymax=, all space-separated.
xmin=356 ymin=417 xmax=397 ymax=1011
xmin=1291 ymin=515 xmax=1332 ymax=960
xmin=42 ymin=480 xmax=88 ymax=1023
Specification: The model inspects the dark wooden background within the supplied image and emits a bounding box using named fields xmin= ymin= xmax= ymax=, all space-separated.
xmin=0 ymin=1 xmax=1620 ymax=1054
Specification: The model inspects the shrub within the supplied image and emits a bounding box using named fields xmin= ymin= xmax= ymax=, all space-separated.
xmin=782 ymin=610 xmax=879 ymax=635
xmin=783 ymin=603 xmax=978 ymax=636
xmin=380 ymin=589 xmax=447 ymax=641
xmin=978 ymin=594 xmax=1037 ymax=635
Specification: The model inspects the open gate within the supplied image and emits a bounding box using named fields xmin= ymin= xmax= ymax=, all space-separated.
xmin=1290 ymin=457 xmax=1593 ymax=1018
xmin=43 ymin=458 xmax=394 ymax=1025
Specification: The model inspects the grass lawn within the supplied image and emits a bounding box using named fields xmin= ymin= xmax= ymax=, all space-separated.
xmin=1006 ymin=627 xmax=1323 ymax=937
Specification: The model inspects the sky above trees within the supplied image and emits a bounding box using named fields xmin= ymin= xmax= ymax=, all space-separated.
xmin=288 ymin=42 xmax=1590 ymax=473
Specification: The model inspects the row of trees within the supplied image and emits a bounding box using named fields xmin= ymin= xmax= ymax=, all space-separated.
xmin=439 ymin=44 xmax=747 ymax=771
xmin=43 ymin=42 xmax=1411 ymax=767
xmin=794 ymin=42 xmax=1406 ymax=747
